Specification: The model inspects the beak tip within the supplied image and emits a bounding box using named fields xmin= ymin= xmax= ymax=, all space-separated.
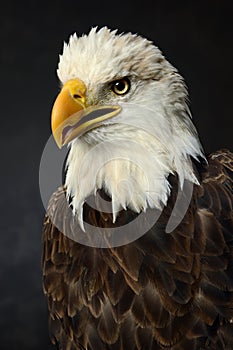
xmin=52 ymin=133 xmax=63 ymax=149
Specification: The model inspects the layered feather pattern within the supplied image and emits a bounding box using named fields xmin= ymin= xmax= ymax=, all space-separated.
xmin=43 ymin=150 xmax=233 ymax=349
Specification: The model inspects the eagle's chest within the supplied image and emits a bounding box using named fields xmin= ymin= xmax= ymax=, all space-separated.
xmin=44 ymin=184 xmax=202 ymax=349
xmin=66 ymin=220 xmax=199 ymax=350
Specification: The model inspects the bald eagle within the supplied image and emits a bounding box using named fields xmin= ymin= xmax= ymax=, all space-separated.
xmin=43 ymin=27 xmax=233 ymax=350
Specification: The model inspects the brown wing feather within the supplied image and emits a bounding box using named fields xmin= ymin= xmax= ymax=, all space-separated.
xmin=190 ymin=150 xmax=233 ymax=348
xmin=43 ymin=149 xmax=233 ymax=349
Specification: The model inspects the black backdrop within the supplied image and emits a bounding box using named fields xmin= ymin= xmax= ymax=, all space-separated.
xmin=1 ymin=1 xmax=233 ymax=349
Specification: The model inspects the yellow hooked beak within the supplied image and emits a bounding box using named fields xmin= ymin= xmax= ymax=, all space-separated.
xmin=51 ymin=79 xmax=121 ymax=148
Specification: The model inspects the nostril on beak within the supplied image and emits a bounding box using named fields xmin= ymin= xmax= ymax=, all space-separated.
xmin=73 ymin=94 xmax=82 ymax=99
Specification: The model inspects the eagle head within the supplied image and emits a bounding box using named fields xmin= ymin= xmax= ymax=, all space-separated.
xmin=51 ymin=27 xmax=204 ymax=224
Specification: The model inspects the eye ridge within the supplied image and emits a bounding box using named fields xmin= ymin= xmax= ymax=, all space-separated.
xmin=111 ymin=77 xmax=131 ymax=95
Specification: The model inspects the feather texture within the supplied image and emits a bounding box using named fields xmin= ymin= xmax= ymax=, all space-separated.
xmin=43 ymin=150 xmax=233 ymax=349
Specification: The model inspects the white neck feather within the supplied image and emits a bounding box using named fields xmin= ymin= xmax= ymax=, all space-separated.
xmin=65 ymin=108 xmax=203 ymax=225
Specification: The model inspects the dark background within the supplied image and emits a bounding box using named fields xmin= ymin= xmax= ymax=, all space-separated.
xmin=1 ymin=1 xmax=233 ymax=349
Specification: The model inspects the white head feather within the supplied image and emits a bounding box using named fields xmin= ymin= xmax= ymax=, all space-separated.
xmin=57 ymin=27 xmax=204 ymax=223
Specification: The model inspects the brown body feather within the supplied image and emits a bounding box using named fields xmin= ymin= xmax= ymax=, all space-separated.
xmin=43 ymin=150 xmax=233 ymax=349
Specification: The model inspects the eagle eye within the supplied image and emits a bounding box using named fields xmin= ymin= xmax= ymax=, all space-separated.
xmin=111 ymin=78 xmax=130 ymax=95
